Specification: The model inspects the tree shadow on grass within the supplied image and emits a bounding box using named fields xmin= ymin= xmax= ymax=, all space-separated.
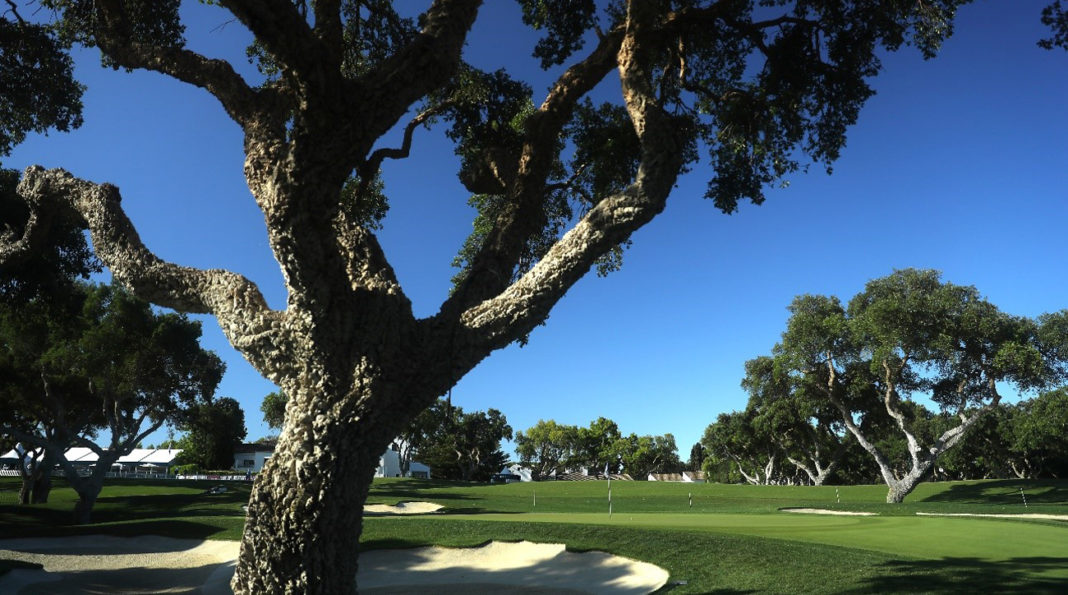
xmin=843 ymin=556 xmax=1068 ymax=594
xmin=0 ymin=518 xmax=233 ymax=542
xmin=0 ymin=560 xmax=235 ymax=593
xmin=920 ymin=479 xmax=1068 ymax=506
xmin=90 ymin=492 xmax=249 ymax=524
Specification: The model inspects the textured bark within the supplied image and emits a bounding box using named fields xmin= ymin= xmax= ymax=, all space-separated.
xmin=31 ymin=473 xmax=52 ymax=504
xmin=787 ymin=454 xmax=838 ymax=487
xmin=824 ymin=357 xmax=1002 ymax=503
xmin=3 ymin=1 xmax=689 ymax=592
xmin=233 ymin=361 xmax=428 ymax=594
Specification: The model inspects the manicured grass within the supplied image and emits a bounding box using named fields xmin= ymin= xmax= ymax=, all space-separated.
xmin=361 ymin=517 xmax=1068 ymax=594
xmin=368 ymin=476 xmax=1068 ymax=516
xmin=3 ymin=476 xmax=1067 ymax=592
xmin=0 ymin=477 xmax=249 ymax=541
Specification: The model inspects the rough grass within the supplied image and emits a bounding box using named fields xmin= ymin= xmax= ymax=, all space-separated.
xmin=2 ymin=476 xmax=1067 ymax=592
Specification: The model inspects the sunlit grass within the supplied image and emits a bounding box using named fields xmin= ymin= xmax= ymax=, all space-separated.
xmin=2 ymin=476 xmax=1066 ymax=592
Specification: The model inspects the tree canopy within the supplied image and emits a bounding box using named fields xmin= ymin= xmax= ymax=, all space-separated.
xmin=180 ymin=396 xmax=248 ymax=470
xmin=402 ymin=398 xmax=513 ymax=481
xmin=0 ymin=281 xmax=224 ymax=521
xmin=750 ymin=269 xmax=1067 ymax=502
xmin=515 ymin=416 xmax=681 ymax=479
xmin=259 ymin=390 xmax=287 ymax=432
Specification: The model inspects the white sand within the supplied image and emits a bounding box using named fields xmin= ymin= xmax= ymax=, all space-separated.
xmin=0 ymin=536 xmax=668 ymax=594
xmin=364 ymin=501 xmax=443 ymax=515
xmin=359 ymin=541 xmax=668 ymax=594
xmin=0 ymin=535 xmax=238 ymax=594
xmin=781 ymin=508 xmax=878 ymax=516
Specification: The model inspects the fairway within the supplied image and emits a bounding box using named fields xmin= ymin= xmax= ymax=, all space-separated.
xmin=362 ymin=477 xmax=1068 ymax=591
xmin=435 ymin=511 xmax=1068 ymax=568
xmin=4 ymin=477 xmax=1068 ymax=592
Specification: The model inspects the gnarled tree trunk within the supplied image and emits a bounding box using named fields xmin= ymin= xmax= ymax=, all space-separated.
xmin=232 ymin=353 xmax=445 ymax=593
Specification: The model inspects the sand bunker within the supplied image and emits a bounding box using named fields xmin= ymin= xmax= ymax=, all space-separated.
xmin=0 ymin=536 xmax=668 ymax=594
xmin=916 ymin=512 xmax=1068 ymax=521
xmin=781 ymin=508 xmax=878 ymax=516
xmin=0 ymin=535 xmax=238 ymax=594
xmin=364 ymin=501 xmax=443 ymax=515
xmin=359 ymin=541 xmax=668 ymax=594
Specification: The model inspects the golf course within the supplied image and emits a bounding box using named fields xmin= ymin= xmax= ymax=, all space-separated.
xmin=1 ymin=476 xmax=1066 ymax=593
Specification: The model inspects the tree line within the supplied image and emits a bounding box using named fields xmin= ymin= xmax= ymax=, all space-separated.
xmin=515 ymin=417 xmax=682 ymax=480
xmin=700 ymin=270 xmax=1068 ymax=503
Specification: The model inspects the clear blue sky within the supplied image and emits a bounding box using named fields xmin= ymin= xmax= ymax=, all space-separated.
xmin=7 ymin=1 xmax=1067 ymax=459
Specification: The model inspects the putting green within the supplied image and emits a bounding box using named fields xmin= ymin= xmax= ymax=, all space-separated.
xmin=430 ymin=511 xmax=1068 ymax=573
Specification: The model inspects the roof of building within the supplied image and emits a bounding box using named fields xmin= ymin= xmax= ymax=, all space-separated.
xmin=234 ymin=443 xmax=275 ymax=454
xmin=0 ymin=447 xmax=182 ymax=465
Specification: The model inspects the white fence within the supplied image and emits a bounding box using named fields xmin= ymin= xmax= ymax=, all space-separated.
xmin=0 ymin=469 xmax=251 ymax=481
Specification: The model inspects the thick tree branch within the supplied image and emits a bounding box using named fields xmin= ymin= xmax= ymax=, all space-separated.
xmin=220 ymin=0 xmax=328 ymax=83
xmin=426 ymin=1 xmax=685 ymax=374
xmin=312 ymin=0 xmax=343 ymax=58
xmin=0 ymin=426 xmax=48 ymax=450
xmin=351 ymin=0 xmax=480 ymax=145
xmin=93 ymin=0 xmax=268 ymax=129
xmin=438 ymin=26 xmax=624 ymax=321
xmin=443 ymin=1 xmax=743 ymax=322
xmin=9 ymin=167 xmax=293 ymax=383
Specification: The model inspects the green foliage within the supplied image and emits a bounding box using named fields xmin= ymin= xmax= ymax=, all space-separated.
xmin=172 ymin=463 xmax=199 ymax=476
xmin=1040 ymin=1 xmax=1068 ymax=50
xmin=0 ymin=281 xmax=224 ymax=463
xmin=619 ymin=432 xmax=683 ymax=478
xmin=245 ymin=1 xmax=416 ymax=80
xmin=571 ymin=416 xmax=622 ymax=472
xmin=738 ymin=269 xmax=1068 ymax=495
xmin=1010 ymin=387 xmax=1068 ymax=478
xmin=259 ymin=390 xmax=287 ymax=431
xmin=40 ymin=0 xmax=186 ymax=67
xmin=179 ymin=397 xmax=247 ymax=471
xmin=566 ymin=101 xmax=640 ymax=202
xmin=517 ymin=0 xmax=599 ymax=68
xmin=339 ymin=171 xmax=389 ymax=230
xmin=516 ymin=417 xmax=682 ymax=479
xmin=405 ymin=398 xmax=513 ymax=481
xmin=687 ymin=441 xmax=705 ymax=470
xmin=514 ymin=419 xmax=578 ymax=480
xmin=701 ymin=408 xmax=779 ymax=484
xmin=0 ymin=19 xmax=83 ymax=158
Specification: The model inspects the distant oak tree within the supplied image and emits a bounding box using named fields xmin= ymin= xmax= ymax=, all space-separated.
xmin=762 ymin=270 xmax=1067 ymax=502
xmin=4 ymin=0 xmax=1038 ymax=591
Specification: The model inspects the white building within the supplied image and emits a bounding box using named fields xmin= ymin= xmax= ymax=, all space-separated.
xmin=233 ymin=444 xmax=274 ymax=473
xmin=503 ymin=464 xmax=533 ymax=482
xmin=374 ymin=448 xmax=430 ymax=479
xmin=233 ymin=442 xmax=430 ymax=478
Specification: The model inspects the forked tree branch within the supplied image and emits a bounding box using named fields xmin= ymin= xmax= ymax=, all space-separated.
xmin=220 ymin=0 xmax=328 ymax=82
xmin=93 ymin=0 xmax=270 ymax=129
xmin=9 ymin=167 xmax=293 ymax=382
xmin=425 ymin=1 xmax=686 ymax=375
xmin=351 ymin=0 xmax=481 ymax=145
xmin=436 ymin=25 xmax=625 ymax=322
